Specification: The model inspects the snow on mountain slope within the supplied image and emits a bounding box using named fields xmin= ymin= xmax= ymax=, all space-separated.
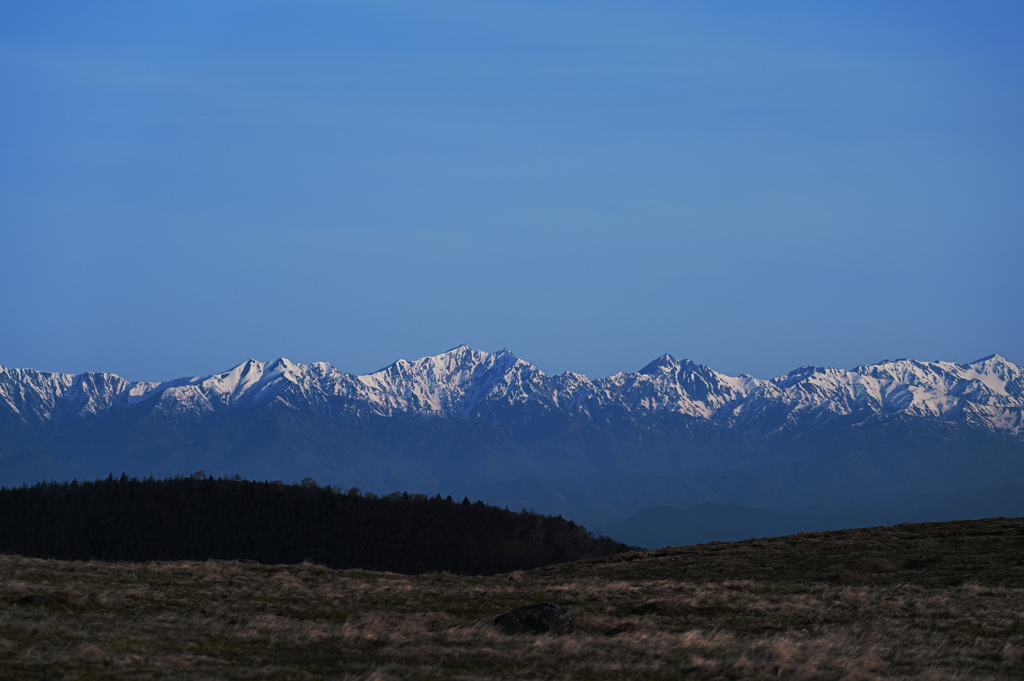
xmin=582 ymin=355 xmax=768 ymax=421
xmin=352 ymin=346 xmax=562 ymax=423
xmin=149 ymin=357 xmax=365 ymax=418
xmin=0 ymin=366 xmax=161 ymax=426
xmin=856 ymin=355 xmax=1024 ymax=409
xmin=721 ymin=367 xmax=875 ymax=435
xmin=355 ymin=345 xmax=493 ymax=414
xmin=0 ymin=349 xmax=1021 ymax=438
xmin=727 ymin=355 xmax=1024 ymax=436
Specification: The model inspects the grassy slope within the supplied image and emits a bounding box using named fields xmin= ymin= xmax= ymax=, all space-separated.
xmin=2 ymin=517 xmax=1023 ymax=680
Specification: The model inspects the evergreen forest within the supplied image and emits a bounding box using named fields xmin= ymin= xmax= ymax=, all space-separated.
xmin=0 ymin=475 xmax=629 ymax=575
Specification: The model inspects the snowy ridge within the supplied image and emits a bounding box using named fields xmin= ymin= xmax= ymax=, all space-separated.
xmin=0 ymin=366 xmax=161 ymax=423
xmin=587 ymin=355 xmax=768 ymax=421
xmin=1 ymin=348 xmax=1022 ymax=438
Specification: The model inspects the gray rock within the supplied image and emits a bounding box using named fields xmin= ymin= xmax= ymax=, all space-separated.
xmin=493 ymin=602 xmax=573 ymax=635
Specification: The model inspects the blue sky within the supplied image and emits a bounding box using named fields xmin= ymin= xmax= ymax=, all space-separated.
xmin=2 ymin=1 xmax=1022 ymax=382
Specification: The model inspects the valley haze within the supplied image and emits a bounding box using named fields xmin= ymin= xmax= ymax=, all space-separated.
xmin=2 ymin=346 xmax=1023 ymax=539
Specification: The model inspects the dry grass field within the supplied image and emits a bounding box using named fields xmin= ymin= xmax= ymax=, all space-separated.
xmin=2 ymin=517 xmax=1023 ymax=680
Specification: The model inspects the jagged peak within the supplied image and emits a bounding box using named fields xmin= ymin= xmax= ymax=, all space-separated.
xmin=638 ymin=354 xmax=681 ymax=375
xmin=438 ymin=344 xmax=475 ymax=357
xmin=859 ymin=354 xmax=1019 ymax=377
xmin=262 ymin=358 xmax=303 ymax=383
xmin=395 ymin=346 xmax=537 ymax=377
xmin=772 ymin=365 xmax=818 ymax=387
xmin=219 ymin=358 xmax=263 ymax=373
xmin=862 ymin=357 xmax=932 ymax=369
xmin=400 ymin=345 xmax=491 ymax=370
xmin=490 ymin=348 xmax=533 ymax=369
xmin=195 ymin=359 xmax=269 ymax=398
xmin=969 ymin=353 xmax=1008 ymax=366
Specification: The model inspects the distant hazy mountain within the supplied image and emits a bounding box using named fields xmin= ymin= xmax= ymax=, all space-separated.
xmin=594 ymin=483 xmax=1024 ymax=549
xmin=2 ymin=347 xmax=1023 ymax=526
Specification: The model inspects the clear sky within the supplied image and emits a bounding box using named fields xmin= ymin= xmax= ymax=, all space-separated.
xmin=2 ymin=1 xmax=1022 ymax=382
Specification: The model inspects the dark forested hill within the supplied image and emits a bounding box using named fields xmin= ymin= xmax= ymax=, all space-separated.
xmin=0 ymin=476 xmax=628 ymax=575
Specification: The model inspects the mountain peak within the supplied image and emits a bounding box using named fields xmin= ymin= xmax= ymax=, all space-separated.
xmin=971 ymin=353 xmax=1006 ymax=365
xmin=639 ymin=354 xmax=681 ymax=375
xmin=432 ymin=345 xmax=488 ymax=365
xmin=220 ymin=358 xmax=264 ymax=375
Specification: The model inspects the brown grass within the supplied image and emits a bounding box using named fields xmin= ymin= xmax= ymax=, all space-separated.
xmin=2 ymin=517 xmax=1023 ymax=679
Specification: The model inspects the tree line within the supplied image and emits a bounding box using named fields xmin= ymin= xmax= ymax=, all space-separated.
xmin=0 ymin=475 xmax=629 ymax=575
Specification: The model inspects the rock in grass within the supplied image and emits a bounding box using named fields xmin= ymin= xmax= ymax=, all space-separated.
xmin=15 ymin=595 xmax=47 ymax=607
xmin=493 ymin=602 xmax=573 ymax=635
xmin=632 ymin=599 xmax=668 ymax=615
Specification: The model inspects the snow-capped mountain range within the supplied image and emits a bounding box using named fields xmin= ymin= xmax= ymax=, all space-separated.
xmin=2 ymin=346 xmax=1021 ymax=438
xmin=3 ymin=347 xmax=1024 ymax=526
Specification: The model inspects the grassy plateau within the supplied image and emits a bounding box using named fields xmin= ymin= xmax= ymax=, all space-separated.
xmin=2 ymin=516 xmax=1023 ymax=680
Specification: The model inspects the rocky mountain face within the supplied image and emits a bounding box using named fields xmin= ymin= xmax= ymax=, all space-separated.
xmin=2 ymin=347 xmax=1023 ymax=525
